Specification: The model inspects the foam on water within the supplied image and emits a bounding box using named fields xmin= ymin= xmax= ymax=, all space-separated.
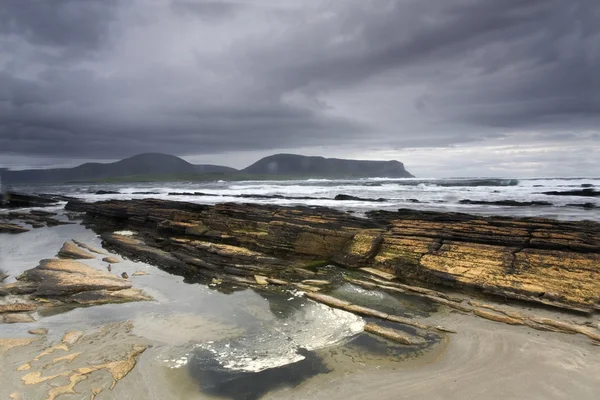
xmin=8 ymin=177 xmax=600 ymax=221
xmin=194 ymin=302 xmax=364 ymax=373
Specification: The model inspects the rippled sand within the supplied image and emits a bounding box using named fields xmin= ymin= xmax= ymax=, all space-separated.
xmin=263 ymin=310 xmax=600 ymax=400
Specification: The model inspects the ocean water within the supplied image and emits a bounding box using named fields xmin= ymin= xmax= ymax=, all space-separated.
xmin=9 ymin=177 xmax=599 ymax=221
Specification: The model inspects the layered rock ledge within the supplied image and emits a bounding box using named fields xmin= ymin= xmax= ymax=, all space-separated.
xmin=66 ymin=199 xmax=600 ymax=314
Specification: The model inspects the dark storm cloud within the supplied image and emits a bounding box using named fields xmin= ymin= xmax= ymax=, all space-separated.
xmin=0 ymin=0 xmax=117 ymax=51
xmin=0 ymin=0 xmax=598 ymax=170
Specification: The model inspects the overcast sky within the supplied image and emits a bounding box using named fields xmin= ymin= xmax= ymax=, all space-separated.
xmin=0 ymin=0 xmax=598 ymax=177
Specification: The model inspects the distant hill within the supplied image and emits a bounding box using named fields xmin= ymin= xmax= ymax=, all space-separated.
xmin=242 ymin=154 xmax=414 ymax=178
xmin=2 ymin=152 xmax=414 ymax=183
xmin=2 ymin=153 xmax=238 ymax=184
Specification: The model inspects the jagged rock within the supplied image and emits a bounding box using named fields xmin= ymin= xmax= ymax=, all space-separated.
xmin=58 ymin=241 xmax=96 ymax=259
xmin=68 ymin=199 xmax=600 ymax=313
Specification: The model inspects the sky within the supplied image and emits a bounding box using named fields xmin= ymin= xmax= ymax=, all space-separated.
xmin=0 ymin=0 xmax=598 ymax=177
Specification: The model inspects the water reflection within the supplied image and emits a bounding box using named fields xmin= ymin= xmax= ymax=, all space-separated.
xmin=190 ymin=348 xmax=329 ymax=400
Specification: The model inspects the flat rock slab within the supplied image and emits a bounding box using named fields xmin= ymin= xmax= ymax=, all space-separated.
xmin=1 ymin=313 xmax=36 ymax=324
xmin=58 ymin=241 xmax=96 ymax=259
xmin=364 ymin=322 xmax=426 ymax=345
xmin=0 ymin=223 xmax=29 ymax=234
xmin=73 ymin=239 xmax=107 ymax=255
xmin=359 ymin=267 xmax=395 ymax=280
xmin=0 ymin=301 xmax=38 ymax=313
xmin=18 ymin=259 xmax=132 ymax=296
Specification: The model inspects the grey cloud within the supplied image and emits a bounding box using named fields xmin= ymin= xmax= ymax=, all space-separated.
xmin=0 ymin=0 xmax=598 ymax=174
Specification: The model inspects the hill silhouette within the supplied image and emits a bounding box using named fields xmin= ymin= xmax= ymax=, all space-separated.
xmin=2 ymin=153 xmax=414 ymax=183
xmin=243 ymin=154 xmax=413 ymax=178
xmin=3 ymin=153 xmax=237 ymax=184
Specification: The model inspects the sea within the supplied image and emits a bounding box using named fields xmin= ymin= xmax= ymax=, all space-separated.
xmin=8 ymin=177 xmax=600 ymax=221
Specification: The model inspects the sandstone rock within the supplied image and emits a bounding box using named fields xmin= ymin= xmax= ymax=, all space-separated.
xmin=0 ymin=222 xmax=29 ymax=234
xmin=301 ymin=279 xmax=330 ymax=286
xmin=254 ymin=275 xmax=269 ymax=285
xmin=364 ymin=322 xmax=426 ymax=345
xmin=304 ymin=292 xmax=351 ymax=308
xmin=344 ymin=304 xmax=389 ymax=319
xmin=359 ymin=267 xmax=395 ymax=280
xmin=17 ymin=259 xmax=133 ymax=299
xmin=69 ymin=199 xmax=600 ymax=313
xmin=57 ymin=241 xmax=96 ymax=259
xmin=72 ymin=239 xmax=107 ymax=255
xmin=266 ymin=278 xmax=289 ymax=285
xmin=102 ymin=256 xmax=120 ymax=263
xmin=132 ymin=270 xmax=148 ymax=276
xmin=474 ymin=309 xmax=524 ymax=325
xmin=293 ymin=283 xmax=321 ymax=292
xmin=1 ymin=313 xmax=36 ymax=323
xmin=28 ymin=328 xmax=48 ymax=335
xmin=1 ymin=281 xmax=38 ymax=295
xmin=0 ymin=301 xmax=37 ymax=313
xmin=62 ymin=330 xmax=84 ymax=345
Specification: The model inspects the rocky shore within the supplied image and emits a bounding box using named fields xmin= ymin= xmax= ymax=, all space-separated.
xmin=58 ymin=198 xmax=600 ymax=342
xmin=2 ymin=194 xmax=600 ymax=399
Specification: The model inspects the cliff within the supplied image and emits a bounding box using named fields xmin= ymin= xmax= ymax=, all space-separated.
xmin=242 ymin=154 xmax=414 ymax=178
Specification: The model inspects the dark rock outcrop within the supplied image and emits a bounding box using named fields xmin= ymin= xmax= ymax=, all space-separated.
xmin=566 ymin=203 xmax=598 ymax=209
xmin=0 ymin=192 xmax=59 ymax=209
xmin=95 ymin=190 xmax=121 ymax=195
xmin=459 ymin=199 xmax=552 ymax=207
xmin=1 ymin=210 xmax=71 ymax=228
xmin=68 ymin=198 xmax=600 ymax=313
xmin=334 ymin=194 xmax=386 ymax=202
xmin=541 ymin=189 xmax=600 ymax=197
